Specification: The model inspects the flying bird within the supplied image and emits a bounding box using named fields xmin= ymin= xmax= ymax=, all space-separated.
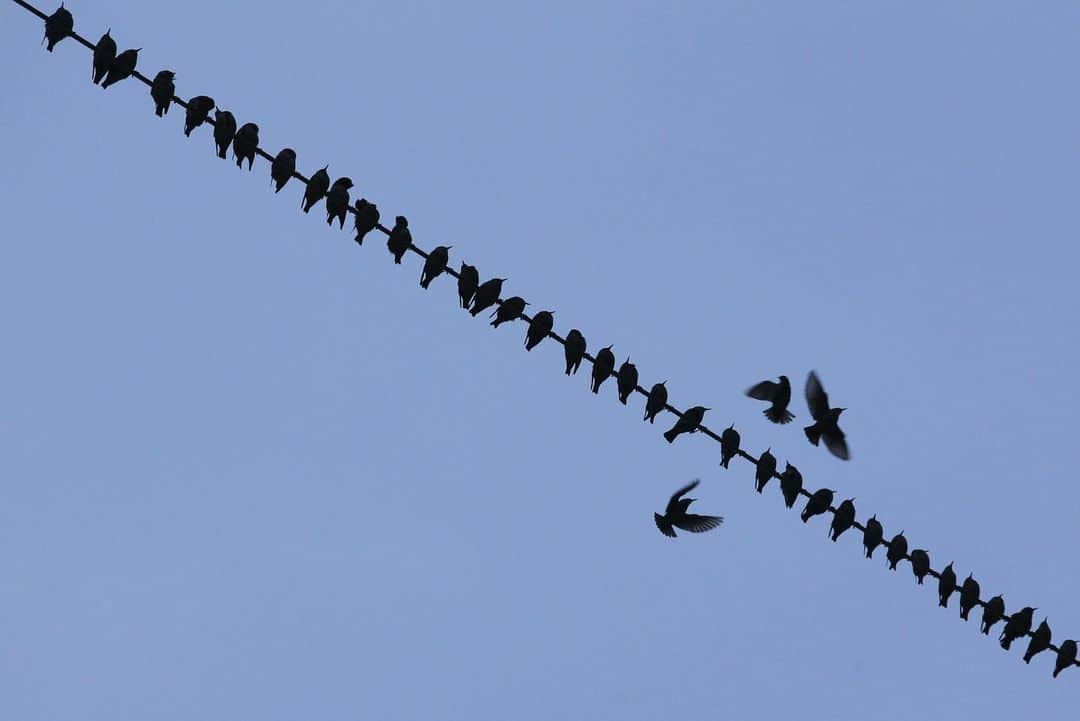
xmin=150 ymin=70 xmax=175 ymax=116
xmin=959 ymin=574 xmax=980 ymax=620
xmin=469 ymin=278 xmax=505 ymax=317
xmin=720 ymin=426 xmax=741 ymax=469
xmin=643 ymin=382 xmax=668 ymax=423
xmin=663 ymin=406 xmax=707 ymax=443
xmin=524 ymin=310 xmax=553 ymax=350
xmin=804 ymin=371 xmax=850 ymax=460
xmin=563 ymin=329 xmax=586 ymax=375
xmin=457 ymin=263 xmax=479 ymax=309
xmin=886 ymin=531 xmax=908 ymax=570
xmin=1024 ymin=619 xmax=1052 ymax=663
xmin=938 ymin=563 xmax=957 ymax=608
xmin=212 ymin=109 xmax=237 ymax=159
xmin=745 ymin=375 xmax=794 ymax=424
xmin=101 ymin=47 xmax=139 ymax=89
xmin=44 ymin=4 xmax=75 ymax=52
xmin=654 ymin=479 xmax=723 ymax=538
xmin=830 ymin=498 xmax=856 ymax=541
xmin=491 ymin=296 xmax=527 ymax=327
xmin=755 ymin=449 xmax=777 ymax=493
xmin=270 ymin=148 xmax=296 ymax=193
xmin=779 ymin=462 xmax=802 ymax=508
xmin=183 ymin=96 xmax=215 ymax=137
xmin=909 ymin=549 xmax=931 ymax=584
xmin=862 ymin=515 xmax=883 ymax=558
xmin=616 ymin=358 xmax=638 ymax=404
xmin=1000 ymin=607 xmax=1036 ymax=650
xmin=353 ymin=198 xmax=380 ymax=243
xmin=325 ymin=177 xmax=354 ymax=229
xmin=801 ymin=488 xmax=834 ymax=523
xmin=301 ymin=165 xmax=330 ymax=213
xmin=232 ymin=122 xmax=259 ymax=170
xmin=1054 ymin=639 xmax=1077 ymax=678
xmin=421 ymin=246 xmax=452 ymax=290
xmin=591 ymin=345 xmax=616 ymax=394
xmin=981 ymin=595 xmax=1006 ymax=635
xmin=91 ymin=29 xmax=116 ymax=85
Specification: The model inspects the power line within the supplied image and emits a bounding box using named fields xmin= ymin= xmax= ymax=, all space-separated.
xmin=12 ymin=0 xmax=1078 ymax=677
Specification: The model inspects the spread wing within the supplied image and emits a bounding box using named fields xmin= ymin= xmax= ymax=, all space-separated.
xmin=679 ymin=514 xmax=724 ymax=533
xmin=746 ymin=380 xmax=778 ymax=401
xmin=666 ymin=479 xmax=700 ymax=513
xmin=805 ymin=371 xmax=831 ymax=420
xmin=823 ymin=428 xmax=850 ymax=461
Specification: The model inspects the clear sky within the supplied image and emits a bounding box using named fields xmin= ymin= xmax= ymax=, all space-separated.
xmin=2 ymin=1 xmax=1078 ymax=718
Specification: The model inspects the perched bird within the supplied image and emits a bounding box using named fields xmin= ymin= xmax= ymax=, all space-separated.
xmin=457 ymin=263 xmax=479 ymax=309
xmin=804 ymin=371 xmax=850 ymax=460
xmin=1024 ymin=619 xmax=1052 ymax=663
xmin=616 ymin=358 xmax=638 ymax=405
xmin=755 ymin=449 xmax=777 ymax=493
xmin=387 ymin=216 xmax=413 ymax=263
xmin=746 ymin=375 xmax=794 ymax=424
xmin=1054 ymin=639 xmax=1077 ymax=678
xmin=959 ymin=574 xmax=981 ymax=620
xmin=421 ymin=246 xmax=452 ymax=290
xmin=938 ymin=563 xmax=957 ymax=608
xmin=779 ymin=462 xmax=803 ymax=508
xmin=664 ymin=406 xmax=708 ymax=443
xmin=981 ymin=595 xmax=1006 ymax=635
xmin=301 ymin=165 xmax=330 ymax=213
xmin=830 ymin=498 xmax=856 ymax=541
xmin=643 ymin=382 xmax=668 ymax=423
xmin=491 ymin=296 xmax=527 ymax=327
xmin=325 ymin=177 xmax=354 ymax=229
xmin=353 ymin=198 xmax=380 ymax=244
xmin=886 ymin=531 xmax=908 ymax=570
xmin=232 ymin=122 xmax=259 ymax=170
xmin=563 ymin=329 xmax=586 ymax=375
xmin=470 ymin=278 xmax=505 ymax=317
xmin=654 ymin=479 xmax=723 ymax=538
xmin=524 ymin=310 xmax=554 ymax=350
xmin=1000 ymin=607 xmax=1036 ymax=650
xmin=591 ymin=345 xmax=616 ymax=394
xmin=720 ymin=426 xmax=741 ymax=469
xmin=44 ymin=4 xmax=75 ymax=52
xmin=801 ymin=488 xmax=834 ymax=523
xmin=184 ymin=96 xmax=215 ymax=137
xmin=863 ymin=515 xmax=883 ymax=558
xmin=150 ymin=70 xmax=175 ymax=117
xmin=101 ymin=48 xmax=139 ymax=89
xmin=91 ymin=29 xmax=116 ymax=85
xmin=211 ymin=109 xmax=237 ymax=159
xmin=909 ymin=549 xmax=931 ymax=584
xmin=270 ymin=148 xmax=296 ymax=192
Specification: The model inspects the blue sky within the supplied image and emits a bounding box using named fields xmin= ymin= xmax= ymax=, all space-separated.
xmin=2 ymin=1 xmax=1078 ymax=718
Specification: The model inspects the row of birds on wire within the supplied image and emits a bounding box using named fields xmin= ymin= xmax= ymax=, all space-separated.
xmin=34 ymin=3 xmax=1078 ymax=679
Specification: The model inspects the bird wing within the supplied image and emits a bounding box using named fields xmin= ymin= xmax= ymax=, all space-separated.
xmin=666 ymin=479 xmax=700 ymax=512
xmin=745 ymin=380 xmax=778 ymax=401
xmin=654 ymin=513 xmax=677 ymax=538
xmin=805 ymin=371 xmax=830 ymax=419
xmin=679 ymin=514 xmax=724 ymax=533
xmin=823 ymin=429 xmax=850 ymax=461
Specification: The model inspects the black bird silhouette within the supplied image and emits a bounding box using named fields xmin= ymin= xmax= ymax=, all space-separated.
xmin=491 ymin=296 xmax=527 ymax=327
xmin=959 ymin=574 xmax=981 ymax=620
xmin=938 ymin=563 xmax=957 ymax=607
xmin=863 ymin=515 xmax=883 ymax=558
xmin=654 ymin=479 xmax=723 ymax=538
xmin=269 ymin=148 xmax=296 ymax=192
xmin=301 ymin=166 xmax=330 ymax=213
xmin=830 ymin=498 xmax=856 ymax=541
xmin=664 ymin=406 xmax=708 ymax=443
xmin=616 ymin=358 xmax=638 ymax=405
xmin=421 ymin=246 xmax=452 ymax=290
xmin=183 ymin=96 xmax=215 ymax=137
xmin=591 ymin=345 xmax=616 ymax=394
xmin=91 ymin=29 xmax=116 ymax=85
xmin=720 ymin=425 xmax=741 ymax=469
xmin=981 ymin=595 xmax=1006 ymax=635
xmin=804 ymin=371 xmax=850 ymax=460
xmin=212 ymin=109 xmax=236 ymax=159
xmin=1024 ymin=619 xmax=1052 ymax=663
xmin=325 ymin=177 xmax=353 ymax=229
xmin=101 ymin=48 xmax=139 ymax=89
xmin=779 ymin=462 xmax=803 ymax=508
xmin=150 ymin=70 xmax=175 ymax=116
xmin=387 ymin=216 xmax=413 ymax=263
xmin=644 ymin=382 xmax=668 ymax=423
xmin=524 ymin=310 xmax=553 ymax=350
xmin=746 ymin=375 xmax=794 ymax=424
xmin=886 ymin=531 xmax=908 ymax=570
xmin=44 ymin=4 xmax=74 ymax=52
xmin=470 ymin=278 xmax=505 ymax=317
xmin=909 ymin=549 xmax=931 ymax=584
xmin=232 ymin=122 xmax=259 ymax=170
xmin=348 ymin=198 xmax=377 ymax=243
xmin=755 ymin=449 xmax=777 ymax=493
xmin=1000 ymin=607 xmax=1036 ymax=650
xmin=1054 ymin=639 xmax=1077 ymax=678
xmin=457 ymin=263 xmax=479 ymax=309
xmin=801 ymin=488 xmax=834 ymax=523
xmin=563 ymin=329 xmax=586 ymax=375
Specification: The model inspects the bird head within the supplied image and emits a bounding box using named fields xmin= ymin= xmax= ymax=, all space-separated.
xmin=337 ymin=177 xmax=354 ymax=189
xmin=836 ymin=408 xmax=847 ymax=416
xmin=603 ymin=344 xmax=614 ymax=351
xmin=396 ymin=215 xmax=408 ymax=225
xmin=446 ymin=245 xmax=454 ymax=251
xmin=779 ymin=375 xmax=788 ymax=382
xmin=164 ymin=70 xmax=175 ymax=79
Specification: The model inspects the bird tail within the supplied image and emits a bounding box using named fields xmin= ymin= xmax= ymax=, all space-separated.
xmin=960 ymin=606 xmax=970 ymax=620
xmin=618 ymin=392 xmax=628 ymax=405
xmin=755 ymin=477 xmax=766 ymax=494
xmin=663 ymin=428 xmax=677 ymax=443
xmin=939 ymin=596 xmax=948 ymax=608
xmin=800 ymin=507 xmax=811 ymax=523
xmin=1000 ymin=635 xmax=1012 ymax=651
xmin=644 ymin=408 xmax=655 ymax=423
xmin=804 ymin=424 xmax=822 ymax=446
xmin=1054 ymin=666 xmax=1064 ymax=679
xmin=217 ymin=146 xmax=227 ymax=160
xmin=888 ymin=559 xmax=899 ymax=570
xmin=156 ymin=106 xmax=164 ymax=118
xmin=765 ymin=407 xmax=795 ymax=424
xmin=420 ymin=275 xmax=431 ymax=290
xmin=654 ymin=513 xmax=676 ymax=538
xmin=721 ymin=453 xmax=732 ymax=469
xmin=864 ymin=545 xmax=874 ymax=559
xmin=591 ymin=378 xmax=600 ymax=394
xmin=916 ymin=576 xmax=924 ymax=585
xmin=469 ymin=306 xmax=483 ymax=317
xmin=1023 ymin=651 xmax=1033 ymax=664
xmin=981 ymin=621 xmax=991 ymax=635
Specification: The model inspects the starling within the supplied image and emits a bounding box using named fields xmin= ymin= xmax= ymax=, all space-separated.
xmin=212 ymin=109 xmax=237 ymax=159
xmin=270 ymin=148 xmax=296 ymax=192
xmin=524 ymin=310 xmax=553 ymax=350
xmin=353 ymin=198 xmax=380 ymax=243
xmin=804 ymin=371 xmax=850 ymax=460
xmin=910 ymin=549 xmax=931 ymax=584
xmin=863 ymin=515 xmax=883 ymax=558
xmin=232 ymin=122 xmax=259 ymax=170
xmin=616 ymin=358 xmax=639 ymax=405
xmin=886 ymin=531 xmax=908 ymax=570
xmin=457 ymin=263 xmax=479 ymax=309
xmin=755 ymin=449 xmax=777 ymax=493
xmin=387 ymin=215 xmax=413 ymax=263
xmin=92 ymin=29 xmax=116 ymax=85
xmin=643 ymin=382 xmax=668 ymax=423
xmin=150 ymin=70 xmax=175 ymax=117
xmin=491 ymin=296 xmax=527 ymax=327
xmin=563 ymin=329 xmax=586 ymax=375
xmin=301 ymin=165 xmax=330 ymax=213
xmin=720 ymin=426 xmax=741 ymax=469
xmin=663 ymin=406 xmax=708 ymax=443
xmin=101 ymin=48 xmax=139 ymax=90
xmin=1000 ymin=607 xmax=1036 ymax=650
xmin=779 ymin=462 xmax=802 ymax=508
xmin=44 ymin=4 xmax=74 ymax=52
xmin=591 ymin=345 xmax=616 ymax=394
xmin=654 ymin=479 xmax=723 ymax=538
xmin=1024 ymin=619 xmax=1052 ymax=663
xmin=981 ymin=595 xmax=1006 ymax=635
xmin=801 ymin=488 xmax=834 ymax=523
xmin=745 ymin=375 xmax=795 ymax=424
xmin=830 ymin=498 xmax=856 ymax=541
xmin=183 ymin=96 xmax=216 ymax=137
xmin=1054 ymin=639 xmax=1077 ymax=678
xmin=470 ymin=278 xmax=505 ymax=317
xmin=938 ymin=563 xmax=957 ymax=608
xmin=325 ymin=177 xmax=354 ymax=229
xmin=421 ymin=246 xmax=452 ymax=290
